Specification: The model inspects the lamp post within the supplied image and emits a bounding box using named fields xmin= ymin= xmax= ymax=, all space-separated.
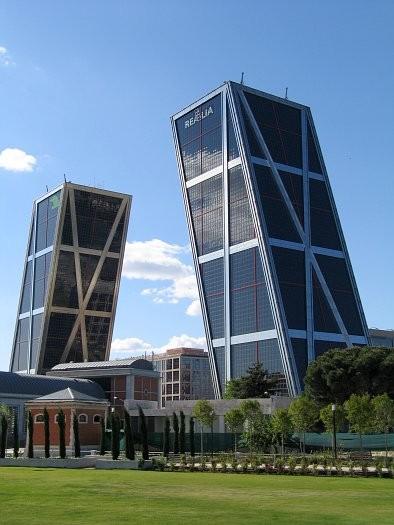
xmin=331 ymin=404 xmax=337 ymax=460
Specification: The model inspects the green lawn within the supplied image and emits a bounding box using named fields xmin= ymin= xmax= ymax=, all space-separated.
xmin=0 ymin=468 xmax=392 ymax=525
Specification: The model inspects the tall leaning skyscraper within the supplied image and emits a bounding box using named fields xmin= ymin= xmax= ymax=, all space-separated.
xmin=171 ymin=81 xmax=369 ymax=398
xmin=10 ymin=183 xmax=131 ymax=374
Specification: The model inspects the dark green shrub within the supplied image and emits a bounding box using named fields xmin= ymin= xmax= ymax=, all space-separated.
xmin=179 ymin=411 xmax=185 ymax=455
xmin=57 ymin=410 xmax=66 ymax=459
xmin=189 ymin=417 xmax=195 ymax=457
xmin=163 ymin=417 xmax=170 ymax=458
xmin=124 ymin=410 xmax=135 ymax=460
xmin=43 ymin=408 xmax=50 ymax=458
xmin=13 ymin=413 xmax=19 ymax=458
xmin=27 ymin=410 xmax=34 ymax=459
xmin=0 ymin=414 xmax=7 ymax=458
xmin=172 ymin=412 xmax=179 ymax=454
xmin=73 ymin=414 xmax=80 ymax=458
xmin=139 ymin=407 xmax=149 ymax=460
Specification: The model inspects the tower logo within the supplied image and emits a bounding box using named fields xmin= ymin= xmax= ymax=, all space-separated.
xmin=184 ymin=106 xmax=214 ymax=128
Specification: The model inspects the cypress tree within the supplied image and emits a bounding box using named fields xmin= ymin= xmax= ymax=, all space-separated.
xmin=13 ymin=413 xmax=19 ymax=458
xmin=179 ymin=411 xmax=185 ymax=455
xmin=57 ymin=409 xmax=66 ymax=459
xmin=27 ymin=410 xmax=34 ymax=458
xmin=124 ymin=410 xmax=135 ymax=460
xmin=99 ymin=417 xmax=106 ymax=455
xmin=43 ymin=408 xmax=50 ymax=458
xmin=173 ymin=412 xmax=179 ymax=454
xmin=139 ymin=407 xmax=149 ymax=460
xmin=163 ymin=417 xmax=170 ymax=458
xmin=189 ymin=416 xmax=195 ymax=457
xmin=111 ymin=412 xmax=120 ymax=460
xmin=0 ymin=414 xmax=7 ymax=458
xmin=73 ymin=414 xmax=81 ymax=458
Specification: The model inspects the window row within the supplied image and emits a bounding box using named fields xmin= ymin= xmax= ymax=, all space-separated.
xmin=34 ymin=413 xmax=102 ymax=424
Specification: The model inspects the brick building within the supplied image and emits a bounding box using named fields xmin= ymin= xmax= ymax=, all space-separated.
xmin=25 ymin=387 xmax=109 ymax=451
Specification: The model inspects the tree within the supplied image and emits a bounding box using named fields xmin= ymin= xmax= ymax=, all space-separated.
xmin=271 ymin=408 xmax=293 ymax=456
xmin=189 ymin=417 xmax=195 ymax=457
xmin=0 ymin=414 xmax=8 ymax=458
xmin=288 ymin=396 xmax=319 ymax=453
xmin=110 ymin=412 xmax=120 ymax=460
xmin=224 ymin=407 xmax=244 ymax=453
xmin=372 ymin=394 xmax=394 ymax=461
xmin=320 ymin=404 xmax=346 ymax=433
xmin=238 ymin=400 xmax=273 ymax=453
xmin=172 ymin=412 xmax=179 ymax=454
xmin=57 ymin=410 xmax=66 ymax=459
xmin=344 ymin=394 xmax=375 ymax=451
xmin=43 ymin=408 xmax=50 ymax=458
xmin=139 ymin=407 xmax=149 ymax=460
xmin=193 ymin=400 xmax=215 ymax=457
xmin=224 ymin=363 xmax=276 ymax=399
xmin=179 ymin=411 xmax=186 ymax=455
xmin=124 ymin=410 xmax=135 ymax=460
xmin=305 ymin=346 xmax=394 ymax=404
xmin=73 ymin=414 xmax=81 ymax=458
xmin=163 ymin=417 xmax=170 ymax=458
xmin=13 ymin=413 xmax=19 ymax=459
xmin=27 ymin=410 xmax=34 ymax=459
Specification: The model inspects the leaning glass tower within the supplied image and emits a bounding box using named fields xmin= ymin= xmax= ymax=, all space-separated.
xmin=10 ymin=183 xmax=131 ymax=374
xmin=171 ymin=81 xmax=369 ymax=397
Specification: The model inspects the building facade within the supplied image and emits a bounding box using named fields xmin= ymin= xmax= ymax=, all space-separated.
xmin=47 ymin=358 xmax=160 ymax=408
xmin=369 ymin=328 xmax=394 ymax=348
xmin=171 ymin=81 xmax=369 ymax=398
xmin=25 ymin=388 xmax=109 ymax=451
xmin=150 ymin=348 xmax=214 ymax=407
xmin=10 ymin=183 xmax=131 ymax=374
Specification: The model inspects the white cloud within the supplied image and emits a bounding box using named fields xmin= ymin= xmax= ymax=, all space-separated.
xmin=186 ymin=299 xmax=202 ymax=316
xmin=110 ymin=333 xmax=206 ymax=359
xmin=122 ymin=239 xmax=200 ymax=315
xmin=0 ymin=148 xmax=37 ymax=172
xmin=0 ymin=46 xmax=14 ymax=66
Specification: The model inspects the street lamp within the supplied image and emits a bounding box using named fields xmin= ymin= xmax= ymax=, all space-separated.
xmin=331 ymin=404 xmax=337 ymax=460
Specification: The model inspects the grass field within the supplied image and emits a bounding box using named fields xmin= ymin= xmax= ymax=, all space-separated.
xmin=0 ymin=468 xmax=392 ymax=525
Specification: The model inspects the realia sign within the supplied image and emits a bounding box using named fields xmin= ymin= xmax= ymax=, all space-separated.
xmin=184 ymin=106 xmax=214 ymax=128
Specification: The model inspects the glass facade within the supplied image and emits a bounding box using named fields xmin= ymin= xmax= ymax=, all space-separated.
xmin=172 ymin=81 xmax=369 ymax=397
xmin=10 ymin=183 xmax=130 ymax=374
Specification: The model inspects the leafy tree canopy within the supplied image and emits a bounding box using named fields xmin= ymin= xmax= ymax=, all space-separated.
xmin=224 ymin=363 xmax=277 ymax=399
xmin=319 ymin=403 xmax=346 ymax=433
xmin=344 ymin=394 xmax=375 ymax=435
xmin=192 ymin=400 xmax=215 ymax=429
xmin=304 ymin=346 xmax=394 ymax=404
xmin=288 ymin=395 xmax=319 ymax=433
xmin=224 ymin=407 xmax=244 ymax=433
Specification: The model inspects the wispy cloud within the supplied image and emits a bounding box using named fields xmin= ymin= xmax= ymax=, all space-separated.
xmin=0 ymin=46 xmax=14 ymax=66
xmin=122 ymin=239 xmax=200 ymax=316
xmin=0 ymin=148 xmax=37 ymax=172
xmin=111 ymin=333 xmax=206 ymax=359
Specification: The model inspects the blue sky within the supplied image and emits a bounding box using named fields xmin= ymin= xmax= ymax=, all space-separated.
xmin=0 ymin=0 xmax=393 ymax=371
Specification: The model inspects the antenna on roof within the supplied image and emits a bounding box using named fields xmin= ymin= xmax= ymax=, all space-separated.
xmin=240 ymin=72 xmax=245 ymax=85
xmin=285 ymin=87 xmax=288 ymax=100
xmin=45 ymin=185 xmax=49 ymax=192
xmin=63 ymin=174 xmax=67 ymax=183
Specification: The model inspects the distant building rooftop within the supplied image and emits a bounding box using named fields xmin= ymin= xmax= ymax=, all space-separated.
xmin=51 ymin=358 xmax=154 ymax=371
xmin=0 ymin=371 xmax=106 ymax=399
xmin=149 ymin=347 xmax=208 ymax=360
xmin=369 ymin=328 xmax=394 ymax=338
xmin=30 ymin=387 xmax=108 ymax=404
